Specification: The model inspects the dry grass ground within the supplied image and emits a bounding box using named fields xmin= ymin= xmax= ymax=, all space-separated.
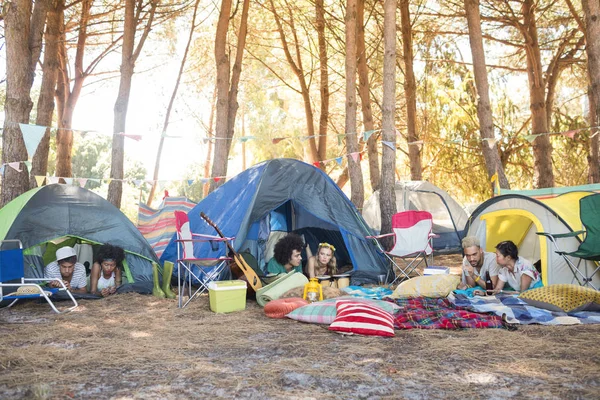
xmin=0 ymin=254 xmax=598 ymax=399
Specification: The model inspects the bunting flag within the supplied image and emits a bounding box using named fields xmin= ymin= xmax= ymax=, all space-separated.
xmin=313 ymin=161 xmax=321 ymax=168
xmin=335 ymin=157 xmax=343 ymax=166
xmin=523 ymin=134 xmax=538 ymax=143
xmin=272 ymin=138 xmax=287 ymax=144
xmin=350 ymin=152 xmax=359 ymax=163
xmin=63 ymin=178 xmax=73 ymax=185
xmin=214 ymin=177 xmax=221 ymax=182
xmin=484 ymin=137 xmax=497 ymax=149
xmin=408 ymin=140 xmax=424 ymax=150
xmin=337 ymin=134 xmax=344 ymax=145
xmin=561 ymin=130 xmax=577 ymax=139
xmin=48 ymin=176 xmax=59 ymax=184
xmin=382 ymin=141 xmax=395 ymax=150
xmin=34 ymin=176 xmax=46 ymax=187
xmin=238 ymin=136 xmax=255 ymax=143
xmin=490 ymin=172 xmax=500 ymax=195
xmin=0 ymin=165 xmax=4 ymax=175
xmin=187 ymin=179 xmax=194 ymax=186
xmin=19 ymin=123 xmax=46 ymax=160
xmin=23 ymin=161 xmax=32 ymax=171
xmin=363 ymin=130 xmax=376 ymax=141
xmin=77 ymin=178 xmax=88 ymax=187
xmin=8 ymin=162 xmax=22 ymax=172
xmin=118 ymin=133 xmax=143 ymax=141
xmin=133 ymin=179 xmax=142 ymax=187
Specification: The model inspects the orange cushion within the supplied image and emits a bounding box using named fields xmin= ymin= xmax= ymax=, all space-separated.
xmin=264 ymin=297 xmax=309 ymax=319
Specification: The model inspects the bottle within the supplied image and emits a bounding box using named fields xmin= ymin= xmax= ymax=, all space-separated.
xmin=485 ymin=271 xmax=493 ymax=292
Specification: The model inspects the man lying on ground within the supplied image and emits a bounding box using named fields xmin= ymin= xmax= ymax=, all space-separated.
xmin=266 ymin=234 xmax=304 ymax=275
xmin=44 ymin=246 xmax=88 ymax=293
xmin=457 ymin=236 xmax=499 ymax=292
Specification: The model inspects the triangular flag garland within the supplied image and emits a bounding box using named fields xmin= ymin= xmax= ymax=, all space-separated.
xmin=19 ymin=123 xmax=46 ymax=160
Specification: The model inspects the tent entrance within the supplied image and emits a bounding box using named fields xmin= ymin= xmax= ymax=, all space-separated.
xmin=479 ymin=209 xmax=549 ymax=284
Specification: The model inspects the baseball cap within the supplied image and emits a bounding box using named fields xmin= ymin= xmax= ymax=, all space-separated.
xmin=56 ymin=246 xmax=77 ymax=262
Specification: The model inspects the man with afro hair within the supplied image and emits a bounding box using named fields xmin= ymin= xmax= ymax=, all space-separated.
xmin=266 ymin=233 xmax=305 ymax=275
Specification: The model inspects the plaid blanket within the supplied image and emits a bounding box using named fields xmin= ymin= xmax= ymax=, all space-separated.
xmin=392 ymin=297 xmax=505 ymax=329
xmin=449 ymin=293 xmax=600 ymax=325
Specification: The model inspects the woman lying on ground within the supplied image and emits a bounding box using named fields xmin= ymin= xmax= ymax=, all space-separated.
xmin=306 ymin=242 xmax=337 ymax=278
xmin=89 ymin=244 xmax=125 ymax=297
xmin=486 ymin=240 xmax=542 ymax=294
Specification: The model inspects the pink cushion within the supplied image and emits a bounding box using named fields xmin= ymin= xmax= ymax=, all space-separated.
xmin=328 ymin=300 xmax=395 ymax=337
xmin=264 ymin=297 xmax=309 ymax=319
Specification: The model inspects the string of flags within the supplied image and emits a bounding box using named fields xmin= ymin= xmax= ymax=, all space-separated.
xmin=1 ymin=122 xmax=597 ymax=186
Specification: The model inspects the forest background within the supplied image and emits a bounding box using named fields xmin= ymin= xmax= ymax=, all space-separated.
xmin=0 ymin=0 xmax=599 ymax=227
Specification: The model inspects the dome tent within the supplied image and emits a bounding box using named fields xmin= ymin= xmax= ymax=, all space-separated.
xmin=466 ymin=191 xmax=599 ymax=287
xmin=160 ymin=159 xmax=388 ymax=285
xmin=362 ymin=181 xmax=469 ymax=252
xmin=0 ymin=184 xmax=160 ymax=283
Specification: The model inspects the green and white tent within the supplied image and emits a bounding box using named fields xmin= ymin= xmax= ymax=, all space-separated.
xmin=0 ymin=184 xmax=159 ymax=283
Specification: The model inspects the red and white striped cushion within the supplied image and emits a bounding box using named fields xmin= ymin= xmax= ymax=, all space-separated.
xmin=328 ymin=300 xmax=395 ymax=337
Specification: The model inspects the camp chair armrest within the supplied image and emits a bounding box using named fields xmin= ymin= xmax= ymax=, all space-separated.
xmin=366 ymin=233 xmax=395 ymax=240
xmin=536 ymin=230 xmax=585 ymax=239
xmin=429 ymin=233 xmax=439 ymax=238
xmin=188 ymin=233 xmax=235 ymax=241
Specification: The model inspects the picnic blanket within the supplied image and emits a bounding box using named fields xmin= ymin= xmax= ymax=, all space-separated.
xmin=449 ymin=292 xmax=600 ymax=325
xmin=392 ymin=297 xmax=505 ymax=329
xmin=341 ymin=285 xmax=393 ymax=300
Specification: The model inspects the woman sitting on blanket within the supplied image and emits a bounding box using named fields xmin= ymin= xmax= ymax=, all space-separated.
xmin=89 ymin=244 xmax=125 ymax=297
xmin=306 ymin=242 xmax=337 ymax=278
xmin=486 ymin=240 xmax=542 ymax=294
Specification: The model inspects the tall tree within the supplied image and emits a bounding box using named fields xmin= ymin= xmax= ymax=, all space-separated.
xmin=521 ymin=0 xmax=554 ymax=188
xmin=147 ymin=0 xmax=202 ymax=205
xmin=464 ymin=0 xmax=509 ymax=193
xmin=1 ymin=0 xmax=49 ymax=205
xmin=582 ymin=0 xmax=600 ymax=183
xmin=209 ymin=0 xmax=250 ymax=192
xmin=399 ymin=0 xmax=422 ymax=180
xmin=107 ymin=0 xmax=157 ymax=207
xmin=346 ymin=0 xmax=364 ymax=209
xmin=30 ymin=0 xmax=63 ymax=189
xmin=380 ymin=0 xmax=397 ymax=244
xmin=357 ymin=0 xmax=381 ymax=192
xmin=316 ymin=0 xmax=330 ymax=167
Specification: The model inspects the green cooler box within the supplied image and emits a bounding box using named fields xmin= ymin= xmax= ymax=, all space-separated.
xmin=207 ymin=280 xmax=247 ymax=313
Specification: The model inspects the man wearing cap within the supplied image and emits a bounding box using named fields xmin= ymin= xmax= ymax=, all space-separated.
xmin=44 ymin=246 xmax=88 ymax=293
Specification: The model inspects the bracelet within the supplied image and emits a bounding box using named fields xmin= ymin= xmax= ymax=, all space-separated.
xmin=474 ymin=275 xmax=481 ymax=283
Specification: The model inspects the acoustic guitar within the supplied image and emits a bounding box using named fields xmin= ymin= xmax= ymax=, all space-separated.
xmin=200 ymin=212 xmax=262 ymax=297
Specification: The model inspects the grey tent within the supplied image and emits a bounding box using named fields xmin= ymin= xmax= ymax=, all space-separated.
xmin=161 ymin=159 xmax=388 ymax=284
xmin=0 ymin=184 xmax=159 ymax=283
xmin=362 ymin=181 xmax=469 ymax=252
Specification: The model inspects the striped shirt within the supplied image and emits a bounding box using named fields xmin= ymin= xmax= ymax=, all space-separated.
xmin=44 ymin=261 xmax=88 ymax=290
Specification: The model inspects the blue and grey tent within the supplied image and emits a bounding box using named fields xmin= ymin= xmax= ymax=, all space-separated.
xmin=0 ymin=184 xmax=159 ymax=283
xmin=160 ymin=159 xmax=387 ymax=284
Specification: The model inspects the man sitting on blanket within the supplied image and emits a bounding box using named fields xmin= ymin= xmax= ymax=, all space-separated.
xmin=266 ymin=234 xmax=304 ymax=275
xmin=457 ymin=236 xmax=499 ymax=293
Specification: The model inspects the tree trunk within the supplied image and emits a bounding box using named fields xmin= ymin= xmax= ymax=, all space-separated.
xmin=268 ymin=0 xmax=319 ymax=164
xmin=1 ymin=0 xmax=49 ymax=205
xmin=522 ymin=0 xmax=554 ymax=188
xmin=464 ymin=0 xmax=509 ymax=193
xmin=204 ymin=90 xmax=217 ymax=198
xmin=209 ymin=0 xmax=233 ymax=192
xmin=147 ymin=0 xmax=202 ymax=205
xmin=399 ymin=0 xmax=422 ymax=181
xmin=30 ymin=0 xmax=63 ymax=188
xmin=345 ymin=0 xmax=364 ymax=209
xmin=357 ymin=0 xmax=380 ymax=192
xmin=316 ymin=0 xmax=329 ymax=162
xmin=583 ymin=0 xmax=600 ymax=183
xmin=107 ymin=0 xmax=157 ymax=207
xmin=380 ymin=0 xmax=397 ymax=246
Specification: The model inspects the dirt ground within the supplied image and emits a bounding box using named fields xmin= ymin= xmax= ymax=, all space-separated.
xmin=1 ymin=255 xmax=598 ymax=399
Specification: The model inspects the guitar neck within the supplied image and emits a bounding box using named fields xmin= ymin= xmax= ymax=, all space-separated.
xmin=201 ymin=212 xmax=237 ymax=255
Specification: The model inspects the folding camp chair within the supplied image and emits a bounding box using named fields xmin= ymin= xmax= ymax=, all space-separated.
xmin=369 ymin=211 xmax=436 ymax=285
xmin=0 ymin=240 xmax=78 ymax=313
xmin=174 ymin=211 xmax=233 ymax=308
xmin=537 ymin=194 xmax=600 ymax=290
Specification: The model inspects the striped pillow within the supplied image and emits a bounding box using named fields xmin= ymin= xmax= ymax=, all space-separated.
xmin=328 ymin=300 xmax=395 ymax=337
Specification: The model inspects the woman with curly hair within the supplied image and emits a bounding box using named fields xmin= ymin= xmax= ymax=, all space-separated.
xmin=90 ymin=244 xmax=125 ymax=297
xmin=266 ymin=233 xmax=304 ymax=275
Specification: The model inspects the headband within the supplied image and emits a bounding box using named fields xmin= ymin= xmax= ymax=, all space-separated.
xmin=318 ymin=242 xmax=336 ymax=252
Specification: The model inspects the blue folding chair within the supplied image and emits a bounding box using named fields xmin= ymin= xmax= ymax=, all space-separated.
xmin=0 ymin=240 xmax=78 ymax=313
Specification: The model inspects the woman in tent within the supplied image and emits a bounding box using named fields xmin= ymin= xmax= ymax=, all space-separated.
xmin=89 ymin=244 xmax=125 ymax=297
xmin=492 ymin=241 xmax=542 ymax=293
xmin=306 ymin=242 xmax=337 ymax=278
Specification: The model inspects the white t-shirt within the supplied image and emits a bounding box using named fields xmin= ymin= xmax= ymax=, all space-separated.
xmin=44 ymin=261 xmax=87 ymax=289
xmin=497 ymin=256 xmax=541 ymax=292
xmin=462 ymin=251 xmax=499 ymax=285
